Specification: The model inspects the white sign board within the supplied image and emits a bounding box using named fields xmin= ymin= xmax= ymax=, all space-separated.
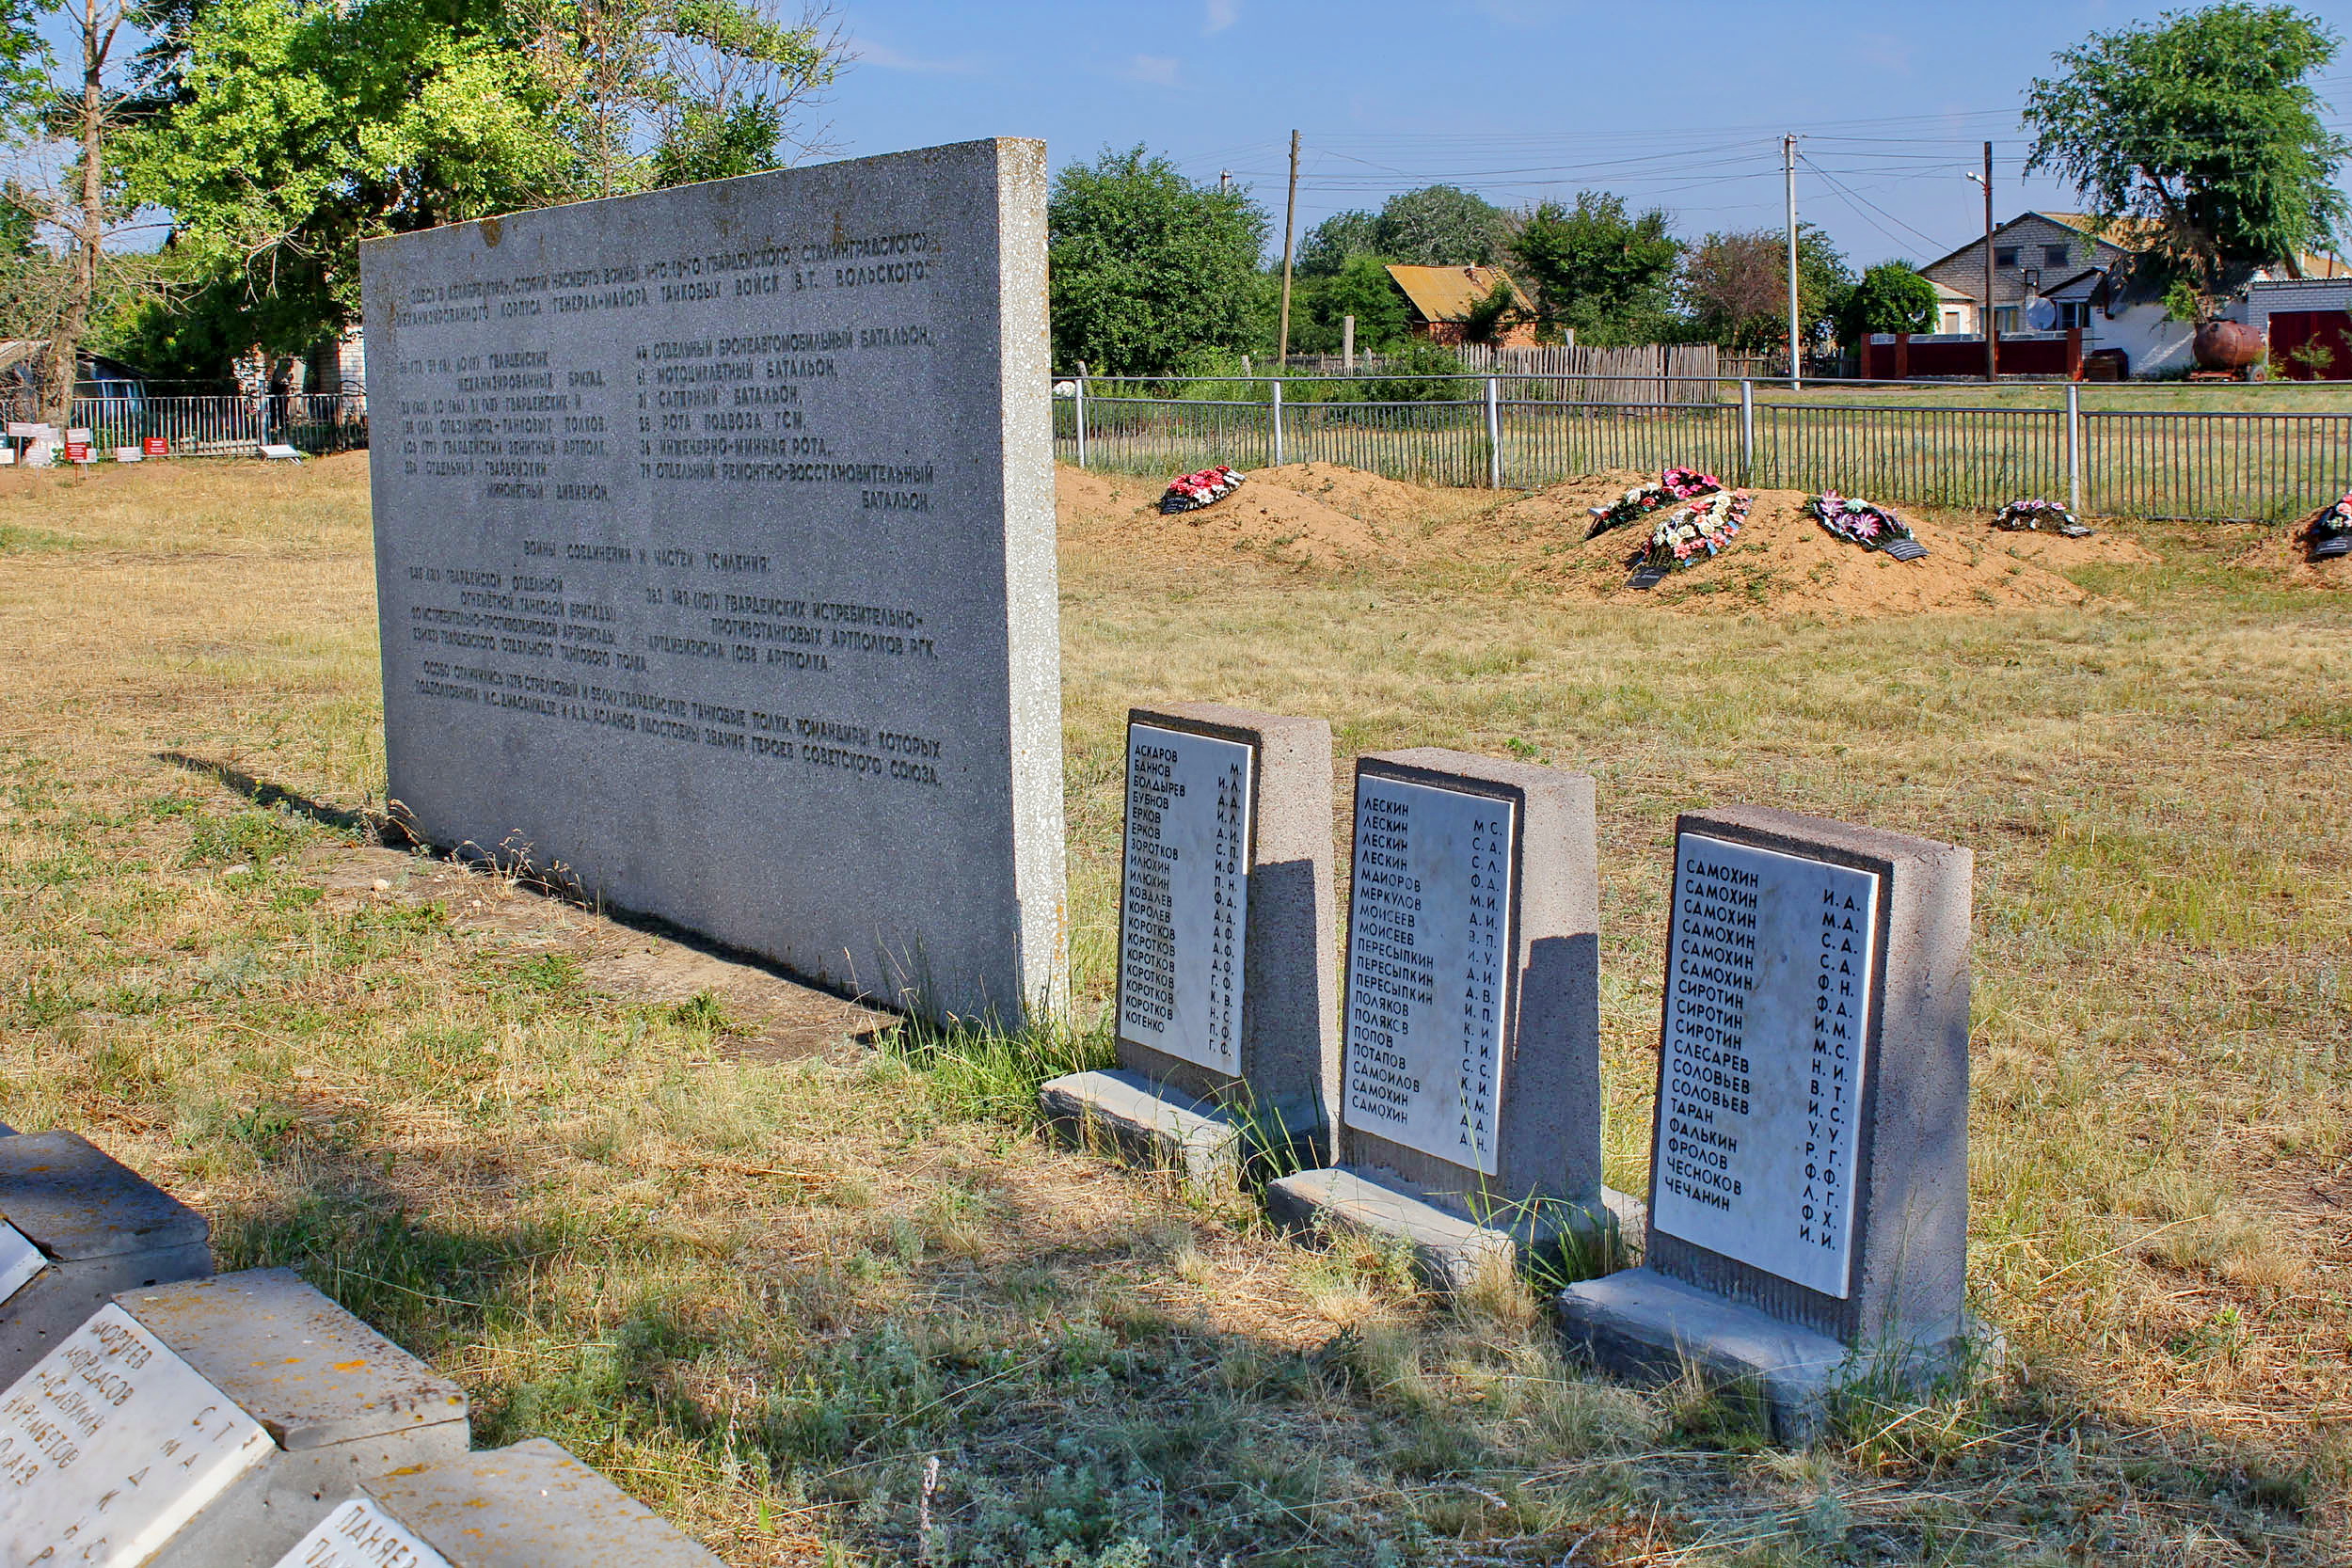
xmin=272 ymin=1497 xmax=453 ymax=1568
xmin=1342 ymin=775 xmax=1514 ymax=1175
xmin=0 ymin=1304 xmax=273 ymax=1567
xmin=1117 ymin=723 xmax=1251 ymax=1074
xmin=1651 ymin=832 xmax=1880 ymax=1299
xmin=0 ymin=1221 xmax=41 ymax=1307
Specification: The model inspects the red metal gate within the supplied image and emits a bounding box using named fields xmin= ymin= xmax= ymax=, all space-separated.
xmin=2269 ymin=310 xmax=2352 ymax=380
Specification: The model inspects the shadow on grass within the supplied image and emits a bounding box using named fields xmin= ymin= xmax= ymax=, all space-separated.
xmin=157 ymin=751 xmax=376 ymax=835
xmin=160 ymin=751 xmax=906 ymax=1038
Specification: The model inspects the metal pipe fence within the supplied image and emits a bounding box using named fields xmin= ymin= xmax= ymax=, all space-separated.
xmin=1053 ymin=376 xmax=2350 ymax=521
xmin=42 ymin=394 xmax=371 ymax=457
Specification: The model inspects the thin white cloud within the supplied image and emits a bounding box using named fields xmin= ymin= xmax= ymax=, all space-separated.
xmin=850 ymin=36 xmax=984 ymax=75
xmin=1856 ymin=32 xmax=1913 ymax=73
xmin=1205 ymin=0 xmax=1239 ymax=33
xmin=1459 ymin=0 xmax=1568 ymax=24
xmin=1122 ymin=54 xmax=1182 ymax=87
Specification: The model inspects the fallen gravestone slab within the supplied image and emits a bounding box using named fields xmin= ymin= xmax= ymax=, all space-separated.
xmin=1265 ymin=750 xmax=1626 ymax=1291
xmin=0 ymin=1303 xmax=276 ymax=1566
xmin=361 ymin=139 xmax=1066 ymax=1029
xmin=1041 ymin=704 xmax=1337 ymax=1191
xmin=0 ymin=1129 xmax=213 ymax=1390
xmin=1558 ymin=805 xmax=1979 ymax=1440
xmin=259 ymin=443 xmax=305 ymax=461
xmin=123 ymin=1268 xmax=471 ymax=1567
xmin=275 ymin=1440 xmax=724 ymax=1566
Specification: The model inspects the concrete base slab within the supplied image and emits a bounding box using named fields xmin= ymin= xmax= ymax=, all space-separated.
xmin=128 ymin=1268 xmax=473 ymax=1568
xmin=1039 ymin=1069 xmax=1319 ymax=1194
xmin=0 ymin=1127 xmax=214 ymax=1388
xmin=0 ymin=1244 xmax=215 ymax=1391
xmin=1263 ymin=1164 xmax=1623 ymax=1293
xmin=365 ymin=1438 xmax=727 ymax=1564
xmin=1556 ymin=1266 xmax=1982 ymax=1443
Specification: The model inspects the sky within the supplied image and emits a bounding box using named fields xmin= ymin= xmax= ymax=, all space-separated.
xmin=820 ymin=0 xmax=2352 ymax=270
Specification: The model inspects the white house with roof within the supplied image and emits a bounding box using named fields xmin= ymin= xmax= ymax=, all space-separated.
xmin=1915 ymin=211 xmax=2345 ymax=378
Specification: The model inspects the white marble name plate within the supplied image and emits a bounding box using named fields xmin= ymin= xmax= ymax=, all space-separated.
xmin=0 ymin=1220 xmax=42 ymax=1306
xmin=273 ymin=1497 xmax=453 ymax=1568
xmin=1343 ymin=775 xmax=1514 ymax=1176
xmin=0 ymin=1303 xmax=273 ymax=1567
xmin=1117 ymin=723 xmax=1253 ymax=1074
xmin=1652 ymin=832 xmax=1881 ymax=1298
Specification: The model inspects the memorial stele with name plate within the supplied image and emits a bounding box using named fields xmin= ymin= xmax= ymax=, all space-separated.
xmin=1651 ymin=833 xmax=1878 ymax=1299
xmin=1268 ymin=750 xmax=1611 ymax=1293
xmin=1558 ymin=805 xmax=1973 ymax=1437
xmin=361 ymin=139 xmax=1065 ymax=1026
xmin=0 ymin=1303 xmax=273 ymax=1567
xmin=1116 ymin=722 xmax=1252 ymax=1075
xmin=1343 ymin=774 xmax=1513 ymax=1176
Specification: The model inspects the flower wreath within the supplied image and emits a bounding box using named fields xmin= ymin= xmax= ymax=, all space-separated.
xmin=2312 ymin=489 xmax=2352 ymax=541
xmin=1585 ymin=466 xmax=1721 ymax=540
xmin=1994 ymin=498 xmax=2078 ymax=531
xmin=1160 ymin=465 xmax=1246 ymax=515
xmin=1808 ymin=492 xmax=1915 ymax=550
xmin=2309 ymin=487 xmax=2352 ymax=560
xmin=1630 ymin=488 xmax=1751 ymax=574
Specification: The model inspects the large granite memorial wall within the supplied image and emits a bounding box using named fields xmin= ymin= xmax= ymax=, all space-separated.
xmin=361 ymin=139 xmax=1065 ymax=1027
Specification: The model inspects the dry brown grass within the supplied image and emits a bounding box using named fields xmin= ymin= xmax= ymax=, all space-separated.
xmin=1 ymin=454 xmax=2347 ymax=1565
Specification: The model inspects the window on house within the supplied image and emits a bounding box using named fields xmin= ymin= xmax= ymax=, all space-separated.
xmin=2057 ymin=302 xmax=2091 ymax=330
xmin=1994 ymin=306 xmax=2022 ymax=333
xmin=1994 ymin=245 xmax=2020 ymax=268
xmin=2044 ymin=244 xmax=2071 ymax=268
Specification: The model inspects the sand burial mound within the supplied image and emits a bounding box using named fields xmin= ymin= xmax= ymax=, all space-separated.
xmin=2233 ymin=514 xmax=2352 ymax=592
xmin=1522 ymin=483 xmax=2092 ymax=616
xmin=1058 ymin=463 xmax=2135 ymax=617
xmin=1057 ymin=462 xmax=1513 ymax=570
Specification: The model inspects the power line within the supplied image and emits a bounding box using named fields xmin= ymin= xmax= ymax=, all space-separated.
xmin=1799 ymin=152 xmax=1959 ymax=256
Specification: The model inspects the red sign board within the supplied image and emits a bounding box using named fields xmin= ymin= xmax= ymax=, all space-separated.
xmin=63 ymin=442 xmax=91 ymax=464
xmin=143 ymin=436 xmax=169 ymax=456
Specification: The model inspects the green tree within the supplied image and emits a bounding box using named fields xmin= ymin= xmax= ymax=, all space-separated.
xmin=1836 ymin=261 xmax=1939 ymax=343
xmin=1683 ymin=224 xmax=1850 ymax=354
xmin=114 ymin=0 xmax=845 ymax=372
xmin=119 ymin=0 xmax=571 ymax=368
xmin=1290 ymin=251 xmax=1408 ymax=355
xmin=1371 ymin=183 xmax=1507 ymax=266
xmin=1510 ymin=191 xmax=1683 ymax=344
xmin=0 ymin=0 xmax=153 ymax=416
xmin=1295 ymin=208 xmax=1381 ymax=277
xmin=1047 ymin=145 xmax=1271 ymax=375
xmin=510 ymin=0 xmax=844 ymax=197
xmin=2024 ymin=3 xmax=2349 ymax=312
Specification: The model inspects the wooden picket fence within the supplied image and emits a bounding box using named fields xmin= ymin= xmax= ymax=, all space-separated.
xmin=1282 ymin=342 xmax=1721 ymax=405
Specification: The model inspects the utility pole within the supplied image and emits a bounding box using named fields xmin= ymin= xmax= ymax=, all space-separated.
xmin=1981 ymin=142 xmax=1996 ymax=382
xmin=1783 ymin=134 xmax=1801 ymax=391
xmin=1276 ymin=131 xmax=1301 ymax=367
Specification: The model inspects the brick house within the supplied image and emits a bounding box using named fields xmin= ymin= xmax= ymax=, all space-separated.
xmin=1383 ymin=264 xmax=1540 ymax=348
xmin=1915 ymin=212 xmax=2346 ymax=377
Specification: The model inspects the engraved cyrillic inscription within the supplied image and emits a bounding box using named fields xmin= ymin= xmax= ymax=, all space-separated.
xmin=1652 ymin=833 xmax=1880 ymax=1299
